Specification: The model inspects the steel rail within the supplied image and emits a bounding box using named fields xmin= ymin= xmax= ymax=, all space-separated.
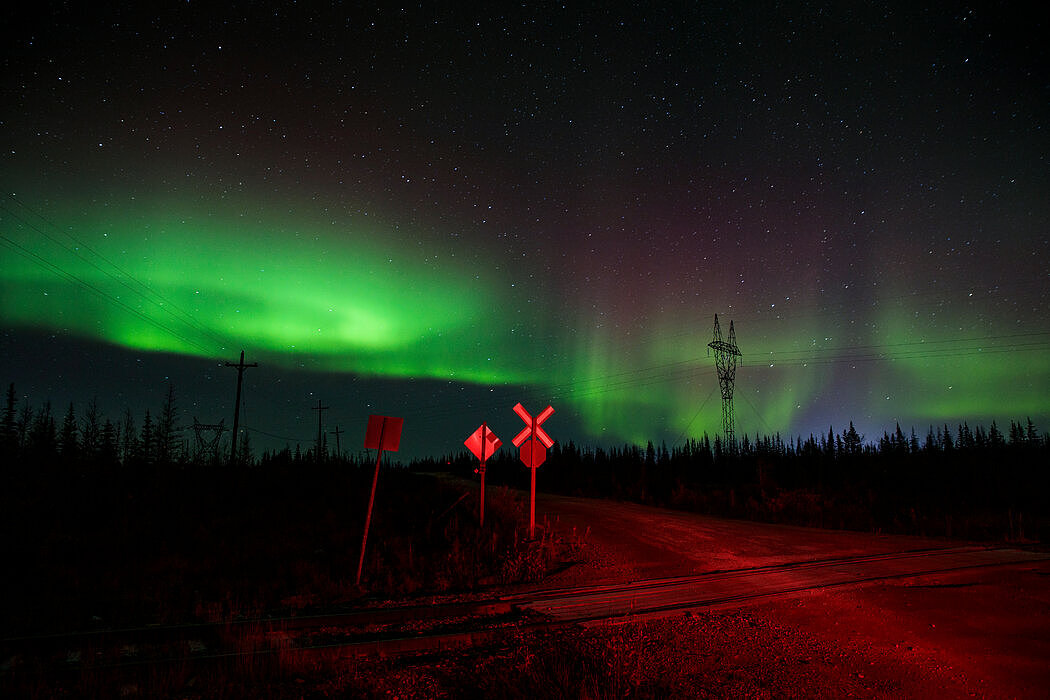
xmin=4 ymin=545 xmax=1047 ymax=675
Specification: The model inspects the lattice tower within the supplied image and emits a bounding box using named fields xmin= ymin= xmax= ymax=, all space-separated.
xmin=193 ymin=418 xmax=227 ymax=463
xmin=708 ymin=314 xmax=742 ymax=446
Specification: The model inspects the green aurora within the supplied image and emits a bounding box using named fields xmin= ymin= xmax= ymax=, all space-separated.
xmin=2 ymin=200 xmax=533 ymax=381
xmin=2 ymin=197 xmax=1048 ymax=448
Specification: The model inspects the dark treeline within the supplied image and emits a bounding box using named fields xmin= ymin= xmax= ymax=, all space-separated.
xmin=4 ymin=381 xmax=1048 ymax=542
xmin=434 ymin=419 xmax=1050 ymax=542
xmin=0 ymin=382 xmax=552 ymax=634
xmin=0 ymin=382 xmax=340 ymax=471
xmin=2 ymin=382 xmax=202 ymax=471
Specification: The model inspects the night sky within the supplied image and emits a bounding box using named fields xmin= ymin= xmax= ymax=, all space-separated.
xmin=2 ymin=3 xmax=1048 ymax=460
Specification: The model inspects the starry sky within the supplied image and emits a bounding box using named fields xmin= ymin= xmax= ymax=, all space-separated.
xmin=2 ymin=3 xmax=1048 ymax=460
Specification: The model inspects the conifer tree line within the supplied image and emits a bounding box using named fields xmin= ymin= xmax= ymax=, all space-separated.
xmin=437 ymin=419 xmax=1050 ymax=540
xmin=4 ymin=380 xmax=1049 ymax=539
xmin=3 ymin=382 xmax=196 ymax=469
xmin=0 ymin=382 xmax=359 ymax=471
xmin=5 ymin=380 xmax=1047 ymax=472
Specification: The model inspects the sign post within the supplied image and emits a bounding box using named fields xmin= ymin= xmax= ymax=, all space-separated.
xmin=511 ymin=403 xmax=554 ymax=539
xmin=464 ymin=423 xmax=502 ymax=526
xmin=356 ymin=414 xmax=403 ymax=586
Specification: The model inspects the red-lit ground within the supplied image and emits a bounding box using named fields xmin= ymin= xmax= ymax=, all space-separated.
xmin=334 ymin=493 xmax=1050 ymax=698
xmin=536 ymin=492 xmax=960 ymax=585
xmin=9 ymin=485 xmax=1045 ymax=698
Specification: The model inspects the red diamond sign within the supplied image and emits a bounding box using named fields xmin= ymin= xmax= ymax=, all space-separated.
xmin=465 ymin=423 xmax=501 ymax=462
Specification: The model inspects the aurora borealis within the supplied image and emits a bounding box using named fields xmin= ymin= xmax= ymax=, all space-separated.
xmin=2 ymin=3 xmax=1048 ymax=458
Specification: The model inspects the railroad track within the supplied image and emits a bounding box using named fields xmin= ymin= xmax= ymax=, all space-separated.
xmin=3 ymin=545 xmax=1047 ymax=676
xmin=510 ymin=544 xmax=1050 ymax=624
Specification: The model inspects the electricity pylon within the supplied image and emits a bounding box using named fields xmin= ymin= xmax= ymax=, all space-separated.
xmin=708 ymin=314 xmax=742 ymax=446
xmin=192 ymin=418 xmax=226 ymax=463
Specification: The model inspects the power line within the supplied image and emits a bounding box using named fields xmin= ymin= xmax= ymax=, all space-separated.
xmin=243 ymin=425 xmax=310 ymax=445
xmin=762 ymin=330 xmax=1050 ymax=357
xmin=757 ymin=336 xmax=1050 ymax=368
xmin=0 ymin=231 xmax=218 ymax=356
xmin=264 ymin=327 xmax=1050 ymax=444
xmin=2 ymin=196 xmax=233 ymax=353
xmin=673 ymin=383 xmax=718 ymax=448
xmin=263 ymin=330 xmax=1050 ymax=454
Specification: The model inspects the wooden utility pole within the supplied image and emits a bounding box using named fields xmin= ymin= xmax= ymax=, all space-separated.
xmin=224 ymin=350 xmax=257 ymax=464
xmin=312 ymin=399 xmax=330 ymax=462
xmin=329 ymin=425 xmax=344 ymax=460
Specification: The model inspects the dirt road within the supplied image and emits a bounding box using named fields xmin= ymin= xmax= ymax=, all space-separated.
xmin=536 ymin=492 xmax=962 ymax=585
xmin=525 ymin=492 xmax=1050 ymax=698
xmin=281 ymin=487 xmax=1050 ymax=697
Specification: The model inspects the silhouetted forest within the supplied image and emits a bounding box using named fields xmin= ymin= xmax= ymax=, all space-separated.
xmin=434 ymin=419 xmax=1050 ymax=542
xmin=4 ymin=381 xmax=1049 ymax=546
xmin=0 ymin=383 xmax=557 ymax=636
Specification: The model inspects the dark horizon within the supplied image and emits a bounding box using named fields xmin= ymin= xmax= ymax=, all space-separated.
xmin=3 ymin=2 xmax=1048 ymax=463
xmin=4 ymin=361 xmax=1046 ymax=467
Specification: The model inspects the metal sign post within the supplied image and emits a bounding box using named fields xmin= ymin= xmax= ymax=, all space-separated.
xmin=511 ymin=403 xmax=554 ymax=539
xmin=465 ymin=422 xmax=502 ymax=526
xmin=356 ymin=414 xmax=403 ymax=586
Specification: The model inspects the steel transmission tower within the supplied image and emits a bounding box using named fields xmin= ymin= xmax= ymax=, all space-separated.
xmin=192 ymin=418 xmax=227 ymax=463
xmin=708 ymin=314 xmax=742 ymax=446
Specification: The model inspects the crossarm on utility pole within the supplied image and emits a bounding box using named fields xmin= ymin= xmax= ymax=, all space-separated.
xmin=224 ymin=350 xmax=257 ymax=464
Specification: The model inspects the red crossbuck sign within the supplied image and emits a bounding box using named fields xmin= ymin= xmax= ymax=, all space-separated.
xmin=511 ymin=403 xmax=555 ymax=448
xmin=512 ymin=402 xmax=554 ymax=540
xmin=512 ymin=403 xmax=554 ymax=471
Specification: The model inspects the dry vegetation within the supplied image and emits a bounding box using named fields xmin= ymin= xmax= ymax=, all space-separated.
xmin=0 ymin=462 xmax=577 ymax=698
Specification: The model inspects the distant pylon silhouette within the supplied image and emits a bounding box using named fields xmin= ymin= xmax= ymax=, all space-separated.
xmin=192 ymin=418 xmax=227 ymax=463
xmin=708 ymin=314 xmax=742 ymax=446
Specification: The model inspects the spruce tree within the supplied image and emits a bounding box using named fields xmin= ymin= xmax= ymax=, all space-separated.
xmin=28 ymin=401 xmax=57 ymax=460
xmin=1 ymin=383 xmax=17 ymax=453
xmin=60 ymin=403 xmax=79 ymax=461
xmin=121 ymin=407 xmax=138 ymax=465
xmin=100 ymin=420 xmax=118 ymax=467
xmin=81 ymin=398 xmax=101 ymax=463
xmin=139 ymin=410 xmax=154 ymax=466
xmin=156 ymin=385 xmax=179 ymax=464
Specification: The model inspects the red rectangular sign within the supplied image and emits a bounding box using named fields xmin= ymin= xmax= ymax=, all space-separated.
xmin=364 ymin=415 xmax=403 ymax=451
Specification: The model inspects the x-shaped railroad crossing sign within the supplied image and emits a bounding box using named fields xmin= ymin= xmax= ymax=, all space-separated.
xmin=511 ymin=402 xmax=555 ymax=449
xmin=512 ymin=402 xmax=554 ymax=540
